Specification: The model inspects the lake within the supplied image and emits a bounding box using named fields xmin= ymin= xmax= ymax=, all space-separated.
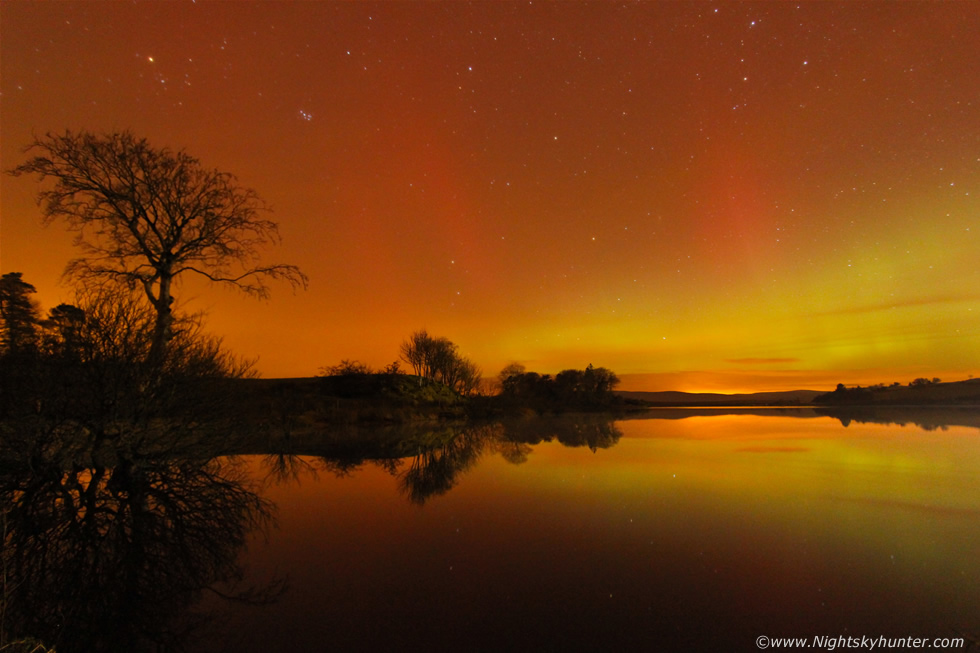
xmin=190 ymin=409 xmax=980 ymax=652
xmin=4 ymin=408 xmax=978 ymax=651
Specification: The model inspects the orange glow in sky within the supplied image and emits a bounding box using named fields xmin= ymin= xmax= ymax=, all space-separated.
xmin=2 ymin=2 xmax=978 ymax=392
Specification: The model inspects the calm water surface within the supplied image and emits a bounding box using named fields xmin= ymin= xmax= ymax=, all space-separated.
xmin=193 ymin=410 xmax=980 ymax=652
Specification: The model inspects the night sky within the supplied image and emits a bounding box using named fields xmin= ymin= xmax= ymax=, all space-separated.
xmin=2 ymin=1 xmax=978 ymax=392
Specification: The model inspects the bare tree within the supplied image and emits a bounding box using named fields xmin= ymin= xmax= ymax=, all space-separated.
xmin=399 ymin=330 xmax=481 ymax=394
xmin=454 ymin=359 xmax=483 ymax=396
xmin=400 ymin=329 xmax=436 ymax=381
xmin=429 ymin=337 xmax=461 ymax=387
xmin=9 ymin=130 xmax=308 ymax=364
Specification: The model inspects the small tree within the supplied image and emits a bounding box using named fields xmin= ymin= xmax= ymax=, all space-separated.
xmin=399 ymin=330 xmax=480 ymax=393
xmin=497 ymin=363 xmax=523 ymax=389
xmin=583 ymin=364 xmax=620 ymax=398
xmin=41 ymin=303 xmax=87 ymax=360
xmin=9 ymin=130 xmax=308 ymax=365
xmin=0 ymin=272 xmax=41 ymax=357
xmin=319 ymin=359 xmax=372 ymax=377
xmin=455 ymin=359 xmax=483 ymax=396
xmin=400 ymin=330 xmax=437 ymax=381
xmin=498 ymin=363 xmax=619 ymax=410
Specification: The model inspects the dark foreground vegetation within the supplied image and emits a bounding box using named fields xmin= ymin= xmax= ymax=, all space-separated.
xmin=0 ymin=130 xmax=620 ymax=651
xmin=1 ymin=271 xmax=629 ymax=652
xmin=0 ymin=306 xmax=624 ymax=652
xmin=1 ymin=383 xmax=623 ymax=653
xmin=297 ymin=353 xmax=630 ymax=426
xmin=0 ymin=269 xmax=631 ymax=463
xmin=1 ymin=270 xmax=975 ymax=651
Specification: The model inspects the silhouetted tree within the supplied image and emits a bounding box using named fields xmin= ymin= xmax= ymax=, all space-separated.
xmin=0 ymin=272 xmax=41 ymax=358
xmin=430 ymin=337 xmax=461 ymax=386
xmin=909 ymin=377 xmax=941 ymax=387
xmin=582 ymin=363 xmax=620 ymax=398
xmin=814 ymin=382 xmax=874 ymax=405
xmin=454 ymin=358 xmax=483 ymax=395
xmin=320 ymin=359 xmax=373 ymax=376
xmin=41 ymin=302 xmax=86 ymax=360
xmin=1 ymin=285 xmax=252 ymax=452
xmin=554 ymin=368 xmax=585 ymax=399
xmin=9 ymin=130 xmax=307 ymax=365
xmin=399 ymin=330 xmax=480 ymax=394
xmin=400 ymin=329 xmax=437 ymax=380
xmin=0 ymin=447 xmax=279 ymax=652
xmin=428 ymin=337 xmax=481 ymax=394
xmin=498 ymin=362 xmax=526 ymax=386
xmin=498 ymin=363 xmax=620 ymax=411
xmin=499 ymin=370 xmax=553 ymax=406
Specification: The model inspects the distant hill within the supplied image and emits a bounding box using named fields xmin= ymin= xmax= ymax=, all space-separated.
xmin=618 ymin=378 xmax=980 ymax=407
xmin=813 ymin=378 xmax=980 ymax=406
xmin=615 ymin=389 xmax=823 ymax=407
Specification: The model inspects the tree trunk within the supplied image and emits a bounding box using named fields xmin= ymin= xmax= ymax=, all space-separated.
xmin=148 ymin=275 xmax=174 ymax=367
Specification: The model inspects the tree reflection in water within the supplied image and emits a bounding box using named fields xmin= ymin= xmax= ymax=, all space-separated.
xmin=1 ymin=416 xmax=622 ymax=649
xmin=397 ymin=424 xmax=492 ymax=505
xmin=399 ymin=419 xmax=622 ymax=504
xmin=1 ymin=445 xmax=281 ymax=653
xmin=499 ymin=415 xmax=623 ymax=452
xmin=259 ymin=417 xmax=623 ymax=507
xmin=814 ymin=405 xmax=980 ymax=431
xmin=262 ymin=450 xmax=321 ymax=484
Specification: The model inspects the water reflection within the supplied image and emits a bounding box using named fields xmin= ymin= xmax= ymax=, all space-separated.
xmin=632 ymin=405 xmax=980 ymax=432
xmin=1 ymin=441 xmax=280 ymax=653
xmin=219 ymin=413 xmax=980 ymax=652
xmin=398 ymin=425 xmax=487 ymax=504
xmin=498 ymin=414 xmax=623 ymax=451
xmin=7 ymin=409 xmax=978 ymax=651
xmin=262 ymin=450 xmax=321 ymax=484
xmin=813 ymin=405 xmax=980 ymax=431
xmin=259 ymin=418 xmax=623 ymax=505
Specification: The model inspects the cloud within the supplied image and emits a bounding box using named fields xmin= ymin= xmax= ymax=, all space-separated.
xmin=811 ymin=293 xmax=980 ymax=318
xmin=724 ymin=358 xmax=800 ymax=365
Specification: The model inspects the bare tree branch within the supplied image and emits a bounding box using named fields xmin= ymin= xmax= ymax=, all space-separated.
xmin=8 ymin=130 xmax=308 ymax=363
